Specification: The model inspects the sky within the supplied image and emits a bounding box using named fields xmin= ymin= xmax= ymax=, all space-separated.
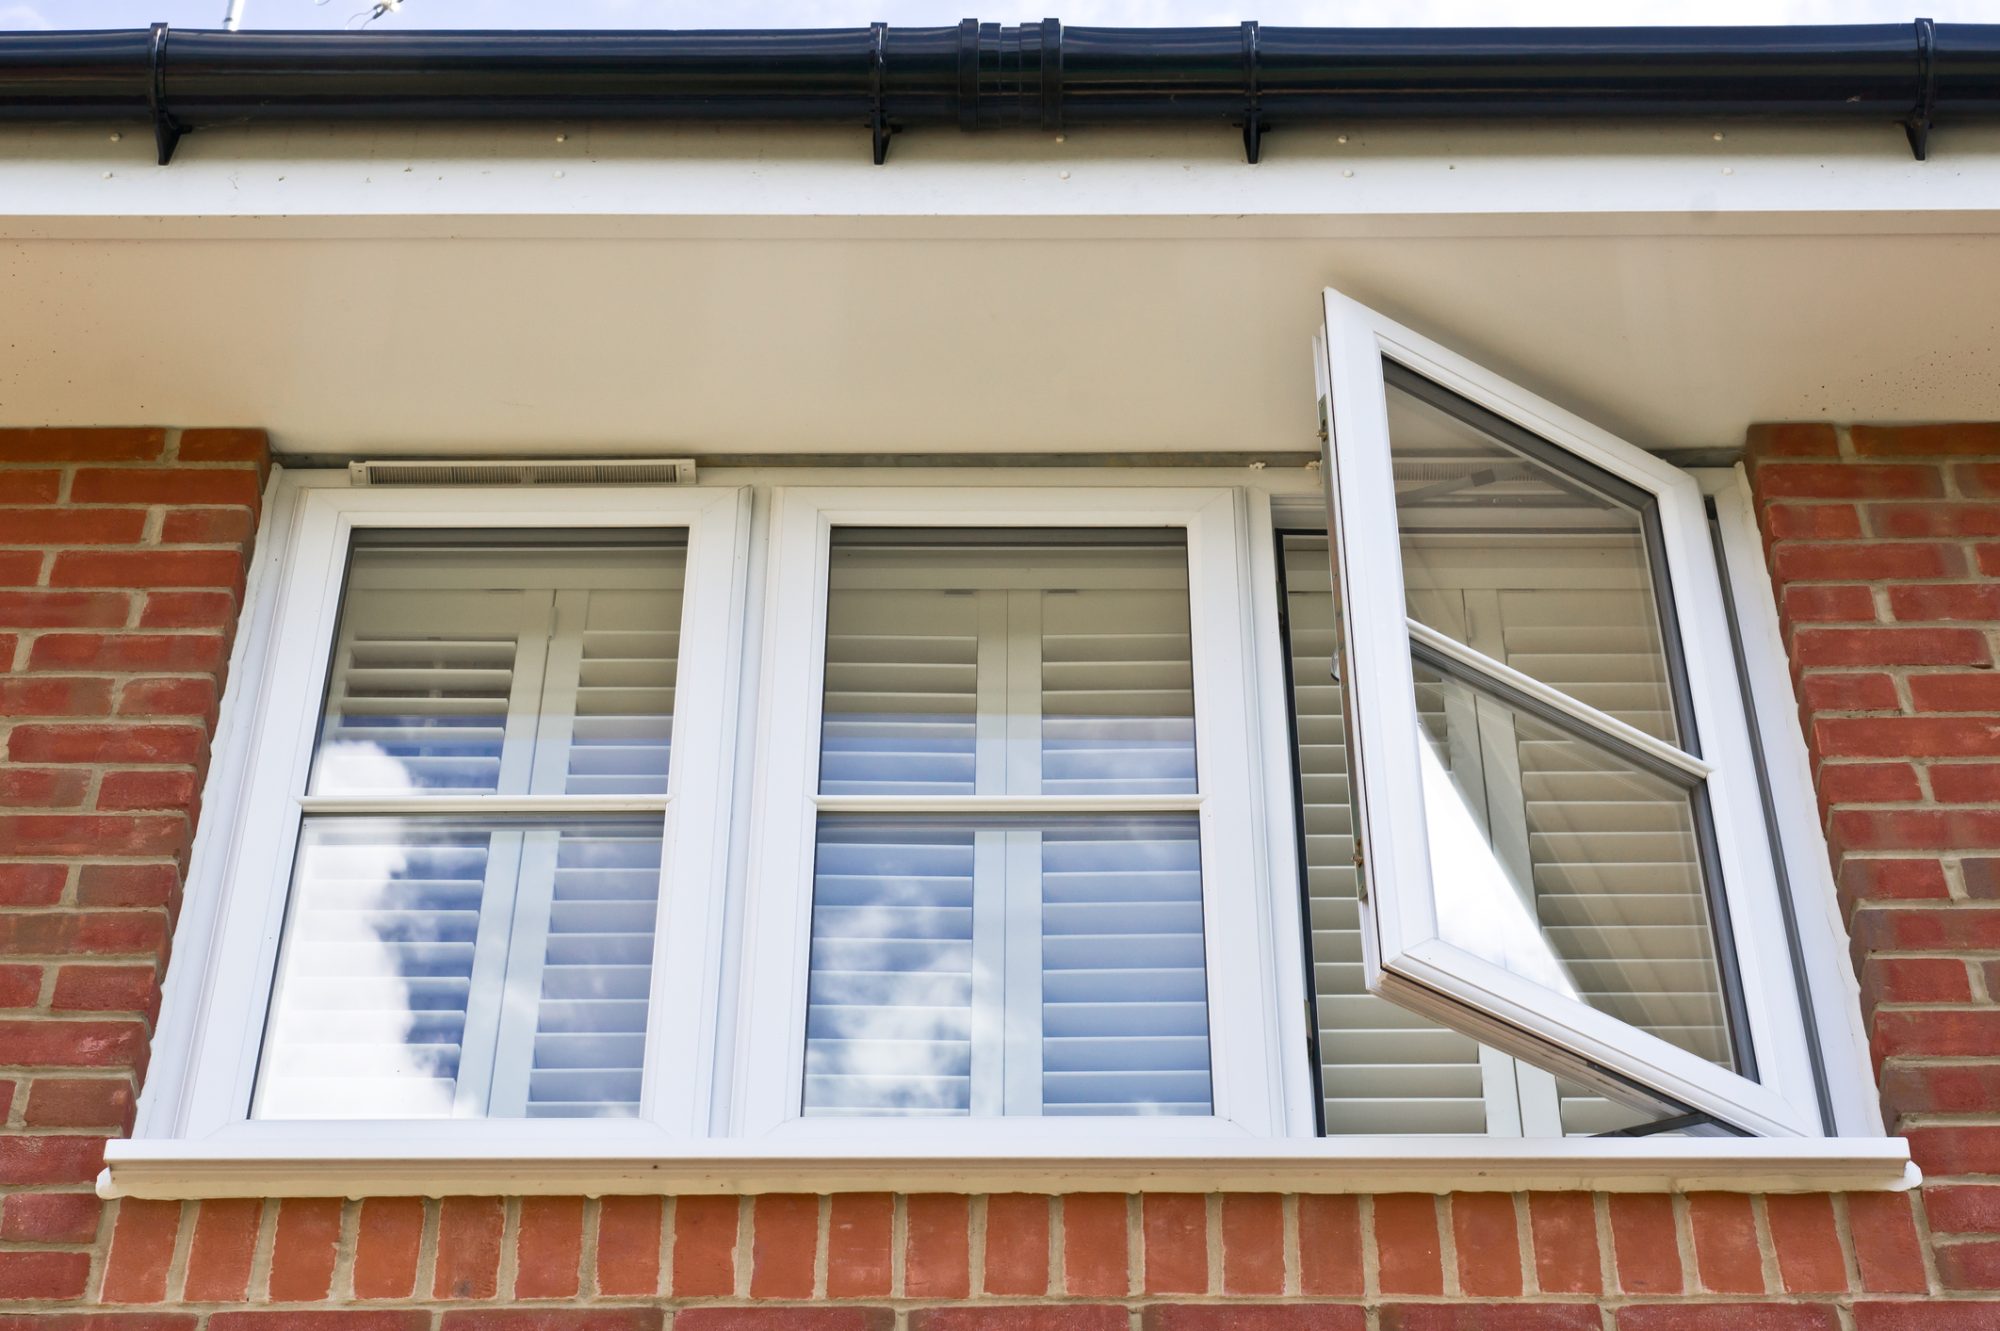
xmin=6 ymin=0 xmax=2000 ymax=32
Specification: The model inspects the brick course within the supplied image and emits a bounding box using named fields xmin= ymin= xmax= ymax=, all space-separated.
xmin=0 ymin=423 xmax=1995 ymax=1324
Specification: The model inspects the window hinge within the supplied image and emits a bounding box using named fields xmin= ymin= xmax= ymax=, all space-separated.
xmin=1352 ymin=842 xmax=1367 ymax=902
xmin=1316 ymin=396 xmax=1331 ymax=444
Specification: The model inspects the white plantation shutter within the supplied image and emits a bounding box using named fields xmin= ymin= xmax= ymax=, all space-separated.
xmin=257 ymin=533 xmax=684 ymax=1121
xmin=803 ymin=533 xmax=1211 ymax=1119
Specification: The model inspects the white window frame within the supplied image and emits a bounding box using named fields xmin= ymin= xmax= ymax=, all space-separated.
xmin=730 ymin=485 xmax=1288 ymax=1142
xmin=1316 ymin=288 xmax=1823 ymax=1138
xmin=144 ymin=475 xmax=751 ymax=1154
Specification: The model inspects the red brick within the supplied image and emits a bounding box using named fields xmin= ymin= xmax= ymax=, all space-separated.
xmin=1802 ymin=672 xmax=1901 ymax=713
xmin=1863 ymin=956 xmax=1972 ymax=1006
xmin=31 ymin=632 xmax=227 ymax=672
xmin=1380 ymin=1309 xmax=1598 ymax=1331
xmin=1962 ymin=463 xmax=2000 ymax=496
xmin=0 ymin=470 xmax=62 ymax=503
xmin=1883 ymin=1063 xmax=2000 ymax=1115
xmin=594 ymin=1196 xmax=661 ymax=1298
xmin=1747 ymin=423 xmax=1842 ymax=458
xmin=1782 ymin=583 xmax=1877 ymax=622
xmin=0 ymin=507 xmax=149 ymax=546
xmin=1298 ymin=1193 xmax=1362 ymax=1297
xmin=1685 ymin=1193 xmax=1764 ymax=1294
xmin=984 ymin=1194 xmax=1050 ymax=1296
xmin=96 ymin=769 xmax=200 ymax=813
xmin=117 ymin=676 xmax=219 ymax=719
xmin=750 ymin=1193 xmax=817 ymax=1299
xmin=1846 ymin=1191 xmax=1929 ymax=1293
xmin=352 ymin=1198 xmax=424 ymax=1300
xmin=434 ymin=1196 xmax=504 ymax=1300
xmin=677 ymin=1313 xmax=887 ymax=1331
xmin=439 ymin=1315 xmax=665 ymax=1331
xmin=0 ymin=1190 xmax=101 ymax=1243
xmin=99 ymin=1199 xmax=181 ymax=1303
xmin=1219 ymin=1193 xmax=1282 ymax=1296
xmin=213 ymin=1316 xmax=431 ymax=1331
xmin=1796 ymin=627 xmax=1990 ymax=668
xmin=159 ymin=506 xmax=255 ymax=545
xmin=1889 ymin=583 xmax=2000 ymax=622
xmin=9 ymin=722 xmax=208 ymax=765
xmin=1526 ymin=1195 xmax=1620 ymax=1297
xmin=0 ymin=909 xmax=169 ymax=957
xmin=1840 ymin=860 xmax=1951 ymax=907
xmin=71 ymin=468 xmax=263 ymax=507
xmin=1148 ymin=1311 xmax=1365 ymax=1331
xmin=51 ymin=549 xmax=244 ymax=590
xmin=0 ymin=549 xmax=44 ymax=585
xmin=0 ymin=590 xmax=129 ymax=628
xmin=1762 ymin=502 xmax=1862 ymax=539
xmin=1616 ymin=1308 xmax=1837 ymax=1331
xmin=1854 ymin=1304 xmax=2000 ymax=1331
xmin=0 ymin=1018 xmax=144 ymax=1067
xmin=0 ymin=429 xmax=165 ymax=461
xmin=1820 ymin=717 xmax=2000 ymax=760
xmin=1912 ymin=675 xmax=2000 ymax=713
xmin=825 ymin=1193 xmax=892 ymax=1299
xmin=1932 ymin=1186 xmax=2000 ymax=1235
xmin=1851 ymin=422 xmax=2000 ymax=455
xmin=22 ymin=1078 xmax=133 ymax=1131
xmin=1871 ymin=501 xmax=2000 ymax=537
xmin=0 ymin=766 xmax=92 ymax=807
xmin=1609 ymin=1194 xmax=1683 ymax=1294
xmin=1938 ymin=766 xmax=2000 ymax=804
xmin=78 ymin=863 xmax=178 ymax=908
xmin=1451 ymin=1192 xmax=1522 ymax=1297
xmin=0 ymin=962 xmax=40 ymax=1007
xmin=1774 ymin=541 xmax=1960 ymax=581
xmin=0 ymin=1251 xmax=91 ymax=1301
xmin=183 ymin=1199 xmax=262 ymax=1302
xmin=1835 ymin=808 xmax=2000 ymax=851
xmin=1756 ymin=461 xmax=1943 ymax=499
xmin=1875 ymin=1008 xmax=2000 ymax=1057
xmin=1140 ymin=1193 xmax=1205 ymax=1296
xmin=1060 ymin=1193 xmax=1128 ymax=1297
xmin=918 ymin=1312 xmax=1125 ymax=1331
xmin=513 ymin=1197 xmax=583 ymax=1300
xmin=0 ymin=863 xmax=66 ymax=905
xmin=1818 ymin=762 xmax=1922 ymax=806
xmin=267 ymin=1198 xmax=343 ymax=1301
xmin=137 ymin=591 xmax=238 ymax=629
xmin=1374 ymin=1193 xmax=1443 ymax=1296
xmin=0 ymin=814 xmax=187 ymax=858
xmin=671 ymin=1196 xmax=738 ymax=1298
xmin=1939 ymin=1241 xmax=2000 ymax=1291
xmin=906 ymin=1194 xmax=970 ymax=1299
xmin=1982 ymin=543 xmax=2000 ymax=576
xmin=51 ymin=964 xmax=159 ymax=1016
xmin=178 ymin=429 xmax=269 ymax=463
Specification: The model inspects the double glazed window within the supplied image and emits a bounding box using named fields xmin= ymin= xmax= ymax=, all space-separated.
xmin=155 ymin=290 xmax=1847 ymax=1153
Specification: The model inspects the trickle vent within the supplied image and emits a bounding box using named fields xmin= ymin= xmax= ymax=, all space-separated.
xmin=348 ymin=459 xmax=696 ymax=487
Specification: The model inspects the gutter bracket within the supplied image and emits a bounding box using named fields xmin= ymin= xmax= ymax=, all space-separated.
xmin=1905 ymin=16 xmax=1936 ymax=161
xmin=147 ymin=22 xmax=184 ymax=166
xmin=1241 ymin=20 xmax=1264 ymax=164
xmin=869 ymin=20 xmax=894 ymax=165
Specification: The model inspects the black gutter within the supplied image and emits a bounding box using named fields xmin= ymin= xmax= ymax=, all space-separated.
xmin=2 ymin=19 xmax=1997 ymax=166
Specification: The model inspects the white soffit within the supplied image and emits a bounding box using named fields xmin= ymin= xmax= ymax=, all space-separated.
xmin=2 ymin=122 xmax=1998 ymax=456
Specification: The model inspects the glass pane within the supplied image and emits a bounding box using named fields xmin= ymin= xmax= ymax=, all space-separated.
xmin=1386 ymin=373 xmax=1679 ymax=743
xmin=1412 ymin=660 xmax=1736 ymax=1071
xmin=310 ymin=530 xmax=685 ymax=797
xmin=803 ymin=814 xmax=1210 ymax=1118
xmin=253 ymin=817 xmax=662 ymax=1120
xmin=1280 ymin=535 xmax=1490 ymax=1135
xmin=819 ymin=530 xmax=1195 ymax=798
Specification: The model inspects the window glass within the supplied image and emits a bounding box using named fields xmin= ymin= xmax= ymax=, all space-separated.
xmin=803 ymin=530 xmax=1211 ymax=1117
xmin=255 ymin=531 xmax=685 ymax=1120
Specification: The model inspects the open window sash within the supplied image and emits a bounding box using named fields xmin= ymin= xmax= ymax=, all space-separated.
xmin=1315 ymin=288 xmax=1819 ymax=1138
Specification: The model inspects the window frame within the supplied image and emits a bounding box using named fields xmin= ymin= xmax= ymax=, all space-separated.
xmin=150 ymin=477 xmax=752 ymax=1151
xmin=1315 ymin=288 xmax=1824 ymax=1138
xmin=729 ymin=484 xmax=1289 ymax=1142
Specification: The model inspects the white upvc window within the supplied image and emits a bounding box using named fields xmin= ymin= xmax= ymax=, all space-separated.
xmin=1312 ymin=290 xmax=1826 ymax=1138
xmin=160 ymin=484 xmax=749 ymax=1151
xmin=732 ymin=487 xmax=1285 ymax=1141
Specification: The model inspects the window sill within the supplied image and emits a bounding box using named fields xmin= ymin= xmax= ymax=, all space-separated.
xmin=99 ymin=1134 xmax=1917 ymax=1199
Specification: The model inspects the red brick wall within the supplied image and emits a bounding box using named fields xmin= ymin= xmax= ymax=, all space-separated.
xmin=2 ymin=424 xmax=1995 ymax=1327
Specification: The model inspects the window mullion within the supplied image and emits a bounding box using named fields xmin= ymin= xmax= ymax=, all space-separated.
xmin=1002 ymin=588 xmax=1046 ymax=1117
xmin=525 ymin=588 xmax=589 ymax=798
xmin=967 ymin=590 xmax=1013 ymax=1116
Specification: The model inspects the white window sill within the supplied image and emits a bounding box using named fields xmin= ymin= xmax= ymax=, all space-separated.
xmin=99 ymin=1135 xmax=1917 ymax=1199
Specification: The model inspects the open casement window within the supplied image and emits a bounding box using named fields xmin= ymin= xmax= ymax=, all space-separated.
xmin=1314 ymin=290 xmax=1823 ymax=1139
xmin=736 ymin=488 xmax=1283 ymax=1140
xmin=173 ymin=485 xmax=747 ymax=1146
